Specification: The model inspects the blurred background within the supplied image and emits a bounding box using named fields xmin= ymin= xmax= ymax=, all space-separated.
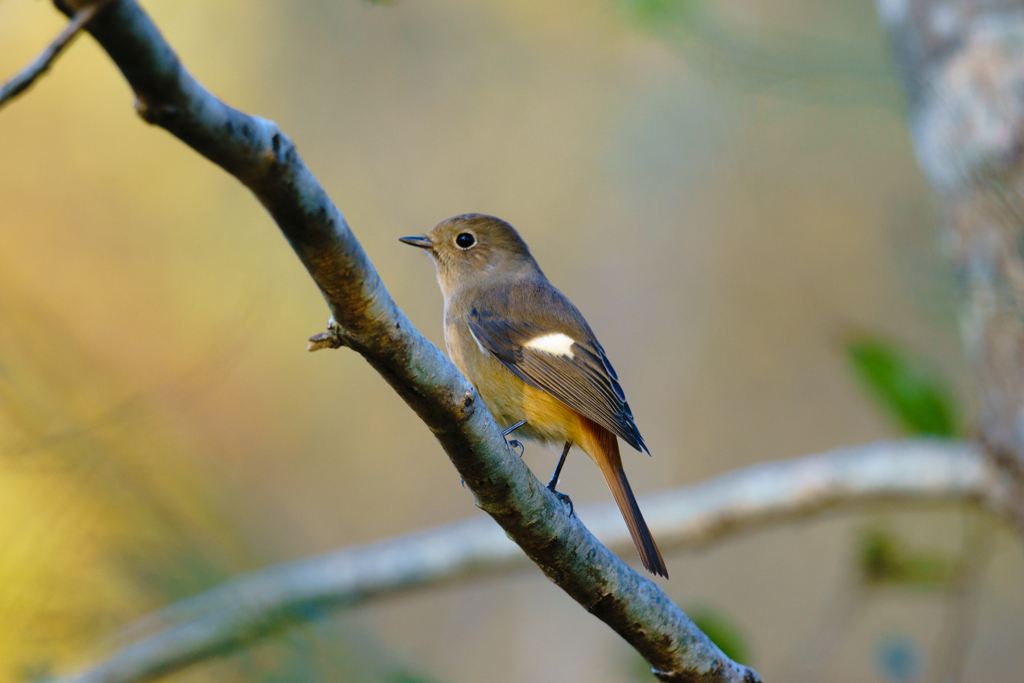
xmin=0 ymin=0 xmax=1020 ymax=681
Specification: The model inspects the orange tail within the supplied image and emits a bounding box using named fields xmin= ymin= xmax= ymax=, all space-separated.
xmin=582 ymin=420 xmax=668 ymax=578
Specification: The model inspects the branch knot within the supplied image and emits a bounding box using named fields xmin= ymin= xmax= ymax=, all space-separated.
xmin=136 ymin=99 xmax=181 ymax=126
xmin=308 ymin=317 xmax=348 ymax=351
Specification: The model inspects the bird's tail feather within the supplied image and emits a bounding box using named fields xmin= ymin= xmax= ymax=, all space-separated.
xmin=591 ymin=426 xmax=668 ymax=578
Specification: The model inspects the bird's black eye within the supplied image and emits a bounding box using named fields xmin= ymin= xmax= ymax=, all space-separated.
xmin=455 ymin=232 xmax=476 ymax=249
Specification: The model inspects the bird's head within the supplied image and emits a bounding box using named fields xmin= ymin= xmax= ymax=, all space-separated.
xmin=400 ymin=214 xmax=539 ymax=295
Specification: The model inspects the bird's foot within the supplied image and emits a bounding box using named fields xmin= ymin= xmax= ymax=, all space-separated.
xmin=506 ymin=438 xmax=524 ymax=458
xmin=547 ymin=485 xmax=575 ymax=517
xmin=501 ymin=420 xmax=527 ymax=459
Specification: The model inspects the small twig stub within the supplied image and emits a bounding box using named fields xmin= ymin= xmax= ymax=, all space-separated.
xmin=307 ymin=318 xmax=346 ymax=351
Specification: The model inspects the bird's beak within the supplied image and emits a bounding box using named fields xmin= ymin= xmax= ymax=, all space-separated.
xmin=399 ymin=235 xmax=433 ymax=250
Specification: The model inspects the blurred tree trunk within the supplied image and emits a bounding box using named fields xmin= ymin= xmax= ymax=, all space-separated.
xmin=879 ymin=0 xmax=1024 ymax=480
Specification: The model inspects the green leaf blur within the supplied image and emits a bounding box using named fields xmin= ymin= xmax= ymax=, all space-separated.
xmin=688 ymin=608 xmax=751 ymax=665
xmin=847 ymin=339 xmax=959 ymax=437
xmin=617 ymin=0 xmax=696 ymax=31
xmin=860 ymin=526 xmax=956 ymax=588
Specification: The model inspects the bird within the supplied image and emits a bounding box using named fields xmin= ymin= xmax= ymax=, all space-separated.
xmin=400 ymin=213 xmax=668 ymax=578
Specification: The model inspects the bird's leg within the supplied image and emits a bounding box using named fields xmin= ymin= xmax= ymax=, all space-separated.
xmin=463 ymin=420 xmax=528 ymax=488
xmin=502 ymin=420 xmax=527 ymax=458
xmin=547 ymin=441 xmax=574 ymax=516
xmin=546 ymin=441 xmax=571 ymax=488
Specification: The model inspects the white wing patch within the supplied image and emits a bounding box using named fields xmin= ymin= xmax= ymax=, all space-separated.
xmin=468 ymin=326 xmax=489 ymax=355
xmin=524 ymin=332 xmax=576 ymax=358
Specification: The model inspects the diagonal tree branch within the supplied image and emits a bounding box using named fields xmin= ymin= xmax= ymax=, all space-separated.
xmin=55 ymin=439 xmax=1015 ymax=683
xmin=42 ymin=1 xmax=757 ymax=681
xmin=0 ymin=0 xmax=111 ymax=110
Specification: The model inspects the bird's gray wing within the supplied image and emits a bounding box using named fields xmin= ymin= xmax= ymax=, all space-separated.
xmin=467 ymin=281 xmax=648 ymax=453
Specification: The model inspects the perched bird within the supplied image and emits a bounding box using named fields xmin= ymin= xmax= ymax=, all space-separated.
xmin=400 ymin=214 xmax=667 ymax=578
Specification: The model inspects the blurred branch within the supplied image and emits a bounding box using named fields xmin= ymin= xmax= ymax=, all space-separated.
xmin=35 ymin=1 xmax=754 ymax=681
xmin=0 ymin=0 xmax=111 ymax=111
xmin=57 ymin=440 xmax=1017 ymax=683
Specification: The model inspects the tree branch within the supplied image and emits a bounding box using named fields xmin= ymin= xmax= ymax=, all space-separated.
xmin=0 ymin=1 xmax=111 ymax=111
xmin=43 ymin=1 xmax=756 ymax=681
xmin=56 ymin=440 xmax=1013 ymax=683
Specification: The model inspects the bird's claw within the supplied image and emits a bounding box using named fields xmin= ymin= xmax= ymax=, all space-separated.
xmin=549 ymin=487 xmax=575 ymax=517
xmin=501 ymin=421 xmax=527 ymax=458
